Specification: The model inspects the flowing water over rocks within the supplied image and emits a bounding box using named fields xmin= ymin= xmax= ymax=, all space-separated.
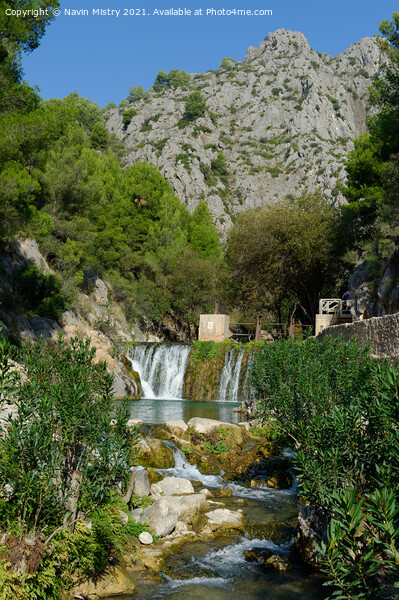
xmin=115 ymin=348 xmax=327 ymax=599
xmin=105 ymin=428 xmax=327 ymax=600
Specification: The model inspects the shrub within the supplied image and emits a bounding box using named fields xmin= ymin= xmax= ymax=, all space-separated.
xmin=122 ymin=108 xmax=137 ymax=129
xmin=183 ymin=91 xmax=207 ymax=122
xmin=220 ymin=57 xmax=235 ymax=70
xmin=252 ymin=336 xmax=399 ymax=598
xmin=11 ymin=264 xmax=67 ymax=319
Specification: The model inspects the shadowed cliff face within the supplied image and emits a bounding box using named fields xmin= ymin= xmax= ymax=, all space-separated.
xmin=105 ymin=29 xmax=383 ymax=234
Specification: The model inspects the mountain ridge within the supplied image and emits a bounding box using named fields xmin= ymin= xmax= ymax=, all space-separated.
xmin=105 ymin=29 xmax=384 ymax=233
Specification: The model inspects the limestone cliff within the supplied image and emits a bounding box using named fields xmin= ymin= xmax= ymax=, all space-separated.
xmin=105 ymin=29 xmax=383 ymax=234
xmin=348 ymin=247 xmax=399 ymax=320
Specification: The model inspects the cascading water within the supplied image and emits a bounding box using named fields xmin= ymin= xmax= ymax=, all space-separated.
xmin=127 ymin=343 xmax=191 ymax=399
xmin=159 ymin=440 xmax=297 ymax=500
xmin=130 ymin=439 xmax=322 ymax=600
xmin=128 ymin=342 xmax=253 ymax=404
xmin=218 ymin=347 xmax=245 ymax=402
xmin=242 ymin=351 xmax=256 ymax=400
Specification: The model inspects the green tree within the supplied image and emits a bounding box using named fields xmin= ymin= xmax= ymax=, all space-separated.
xmin=189 ymin=201 xmax=221 ymax=259
xmin=127 ymin=84 xmax=146 ymax=103
xmin=0 ymin=0 xmax=59 ymax=54
xmin=121 ymin=107 xmax=137 ymax=129
xmin=183 ymin=91 xmax=207 ymax=122
xmin=220 ymin=56 xmax=235 ymax=70
xmin=90 ymin=121 xmax=108 ymax=148
xmin=168 ymin=248 xmax=219 ymax=332
xmin=226 ymin=193 xmax=340 ymax=323
xmin=153 ymin=69 xmax=190 ymax=92
xmin=340 ymin=13 xmax=399 ymax=248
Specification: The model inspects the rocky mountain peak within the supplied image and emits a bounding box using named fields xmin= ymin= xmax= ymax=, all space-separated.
xmin=105 ymin=30 xmax=384 ymax=234
xmin=246 ymin=28 xmax=311 ymax=62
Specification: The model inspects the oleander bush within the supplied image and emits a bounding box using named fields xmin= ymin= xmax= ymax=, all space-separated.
xmin=251 ymin=336 xmax=399 ymax=598
xmin=0 ymin=334 xmax=141 ymax=599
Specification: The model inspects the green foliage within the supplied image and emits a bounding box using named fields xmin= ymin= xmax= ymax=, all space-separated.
xmin=226 ymin=192 xmax=340 ymax=323
xmin=0 ymin=336 xmax=139 ymax=536
xmin=340 ymin=12 xmax=399 ymax=251
xmin=127 ymin=84 xmax=146 ymax=103
xmin=188 ymin=202 xmax=222 ymax=258
xmin=0 ymin=4 xmax=222 ymax=331
xmin=1 ymin=264 xmax=67 ymax=320
xmin=191 ymin=425 xmax=229 ymax=454
xmin=153 ymin=69 xmax=191 ymax=92
xmin=0 ymin=335 xmax=141 ymax=599
xmin=316 ymin=488 xmax=399 ymax=599
xmin=220 ymin=57 xmax=235 ymax=70
xmin=183 ymin=91 xmax=207 ymax=122
xmin=122 ymin=108 xmax=137 ymax=129
xmin=252 ymin=335 xmax=399 ymax=598
xmin=210 ymin=152 xmax=229 ymax=185
xmin=0 ymin=0 xmax=60 ymax=55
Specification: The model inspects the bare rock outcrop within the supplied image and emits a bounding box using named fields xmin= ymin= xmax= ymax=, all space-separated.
xmin=105 ymin=30 xmax=383 ymax=234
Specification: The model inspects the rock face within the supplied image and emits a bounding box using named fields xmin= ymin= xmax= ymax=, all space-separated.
xmin=105 ymin=29 xmax=383 ymax=233
xmin=134 ymin=469 xmax=150 ymax=497
xmin=293 ymin=504 xmax=328 ymax=569
xmin=140 ymin=499 xmax=179 ymax=537
xmin=205 ymin=508 xmax=244 ymax=531
xmin=188 ymin=417 xmax=241 ymax=437
xmin=348 ymin=249 xmax=399 ymax=320
xmin=138 ymin=438 xmax=175 ymax=469
xmin=72 ymin=564 xmax=136 ymax=599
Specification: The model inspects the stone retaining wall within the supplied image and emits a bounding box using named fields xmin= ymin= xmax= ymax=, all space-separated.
xmin=317 ymin=313 xmax=399 ymax=363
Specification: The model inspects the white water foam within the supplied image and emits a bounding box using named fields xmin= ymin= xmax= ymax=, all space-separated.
xmin=197 ymin=537 xmax=288 ymax=575
xmin=161 ymin=574 xmax=228 ymax=588
xmin=159 ymin=441 xmax=297 ymax=501
xmin=218 ymin=347 xmax=245 ymax=402
xmin=160 ymin=441 xmax=224 ymax=487
xmin=128 ymin=344 xmax=191 ymax=399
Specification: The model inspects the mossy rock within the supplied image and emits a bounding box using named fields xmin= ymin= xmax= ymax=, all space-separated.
xmin=217 ymin=487 xmax=233 ymax=497
xmin=71 ymin=564 xmax=136 ymax=598
xmin=259 ymin=442 xmax=281 ymax=459
xmin=138 ymin=438 xmax=174 ymax=469
xmin=121 ymin=355 xmax=141 ymax=385
xmin=186 ymin=452 xmax=221 ymax=476
xmin=146 ymin=468 xmax=163 ymax=485
xmin=265 ymin=456 xmax=292 ymax=473
xmin=245 ymin=519 xmax=297 ymax=544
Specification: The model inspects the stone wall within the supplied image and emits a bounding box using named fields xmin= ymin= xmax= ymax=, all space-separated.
xmin=317 ymin=313 xmax=399 ymax=363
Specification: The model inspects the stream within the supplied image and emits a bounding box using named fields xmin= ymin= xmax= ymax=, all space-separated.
xmin=112 ymin=442 xmax=327 ymax=600
xmin=117 ymin=346 xmax=328 ymax=599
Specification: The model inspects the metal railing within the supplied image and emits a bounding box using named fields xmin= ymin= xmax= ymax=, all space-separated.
xmin=229 ymin=322 xmax=312 ymax=342
xmin=319 ymin=298 xmax=341 ymax=314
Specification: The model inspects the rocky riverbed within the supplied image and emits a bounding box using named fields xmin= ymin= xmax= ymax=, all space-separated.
xmin=71 ymin=417 xmax=327 ymax=600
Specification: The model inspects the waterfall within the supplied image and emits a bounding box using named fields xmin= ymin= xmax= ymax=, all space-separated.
xmin=218 ymin=347 xmax=245 ymax=402
xmin=242 ymin=352 xmax=256 ymax=401
xmin=127 ymin=343 xmax=191 ymax=399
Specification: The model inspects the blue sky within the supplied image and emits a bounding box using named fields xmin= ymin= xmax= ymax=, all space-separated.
xmin=23 ymin=0 xmax=396 ymax=107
